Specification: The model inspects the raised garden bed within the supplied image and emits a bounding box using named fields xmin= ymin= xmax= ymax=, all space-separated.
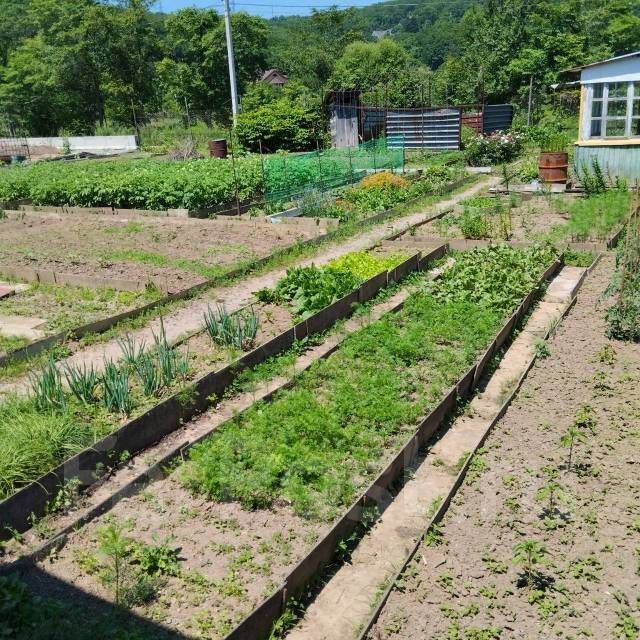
xmin=0 ymin=248 xmax=427 ymax=535
xmin=364 ymin=255 xmax=640 ymax=640
xmin=1 ymin=245 xmax=561 ymax=640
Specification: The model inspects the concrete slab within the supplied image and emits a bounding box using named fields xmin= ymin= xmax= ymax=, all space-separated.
xmin=0 ymin=314 xmax=47 ymax=340
xmin=0 ymin=285 xmax=16 ymax=299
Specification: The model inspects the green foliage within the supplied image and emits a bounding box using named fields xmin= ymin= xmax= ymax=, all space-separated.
xmin=203 ymin=304 xmax=259 ymax=350
xmin=236 ymin=98 xmax=320 ymax=152
xmin=326 ymin=250 xmax=408 ymax=280
xmin=132 ymin=539 xmax=181 ymax=577
xmin=270 ymin=265 xmax=361 ymax=318
xmin=30 ymin=358 xmax=65 ymax=413
xmin=181 ymin=246 xmax=553 ymax=519
xmin=564 ymin=249 xmax=595 ymax=268
xmin=606 ymin=205 xmax=640 ymax=342
xmin=0 ymin=394 xmax=110 ymax=501
xmin=258 ymin=248 xmax=407 ymax=319
xmin=63 ymin=363 xmax=99 ymax=406
xmin=513 ymin=539 xmax=547 ymax=584
xmin=561 ymin=190 xmax=629 ymax=242
xmin=329 ymin=38 xmax=432 ymax=108
xmin=0 ymin=157 xmax=263 ymax=211
xmin=102 ymin=360 xmax=133 ymax=416
xmin=464 ymin=131 xmax=523 ymax=167
xmin=0 ymin=574 xmax=32 ymax=638
xmin=424 ymin=245 xmax=556 ymax=317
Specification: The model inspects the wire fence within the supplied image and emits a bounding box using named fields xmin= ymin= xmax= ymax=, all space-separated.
xmin=262 ymin=137 xmax=404 ymax=205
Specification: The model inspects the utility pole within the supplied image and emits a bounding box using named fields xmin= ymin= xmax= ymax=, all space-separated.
xmin=527 ymin=74 xmax=534 ymax=127
xmin=223 ymin=0 xmax=239 ymax=126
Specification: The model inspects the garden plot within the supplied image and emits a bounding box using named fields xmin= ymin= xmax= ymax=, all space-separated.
xmin=3 ymin=245 xmax=558 ymax=640
xmin=0 ymin=249 xmax=412 ymax=506
xmin=367 ymin=255 xmax=640 ymax=640
xmin=0 ymin=281 xmax=159 ymax=355
xmin=412 ymin=190 xmax=628 ymax=246
xmin=0 ymin=210 xmax=330 ymax=294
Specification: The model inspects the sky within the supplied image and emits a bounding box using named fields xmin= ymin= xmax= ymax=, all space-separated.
xmin=149 ymin=0 xmax=379 ymax=18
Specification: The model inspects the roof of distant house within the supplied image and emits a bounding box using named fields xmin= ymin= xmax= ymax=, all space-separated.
xmin=261 ymin=69 xmax=288 ymax=82
xmin=563 ymin=51 xmax=640 ymax=73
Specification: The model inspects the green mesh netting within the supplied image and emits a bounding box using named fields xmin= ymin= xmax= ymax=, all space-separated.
xmin=263 ymin=137 xmax=404 ymax=205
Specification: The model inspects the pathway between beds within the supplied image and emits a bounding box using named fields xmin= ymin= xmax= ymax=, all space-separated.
xmin=284 ymin=263 xmax=588 ymax=640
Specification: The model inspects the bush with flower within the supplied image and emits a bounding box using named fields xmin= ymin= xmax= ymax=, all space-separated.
xmin=463 ymin=129 xmax=524 ymax=166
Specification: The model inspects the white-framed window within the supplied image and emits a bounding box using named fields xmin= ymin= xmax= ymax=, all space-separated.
xmin=588 ymin=81 xmax=640 ymax=139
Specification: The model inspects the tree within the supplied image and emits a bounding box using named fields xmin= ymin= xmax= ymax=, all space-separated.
xmin=330 ymin=38 xmax=432 ymax=107
xmin=157 ymin=10 xmax=267 ymax=122
xmin=235 ymin=98 xmax=321 ymax=152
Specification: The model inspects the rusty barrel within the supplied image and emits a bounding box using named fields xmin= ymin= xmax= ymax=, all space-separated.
xmin=208 ymin=139 xmax=228 ymax=159
xmin=538 ymin=151 xmax=568 ymax=184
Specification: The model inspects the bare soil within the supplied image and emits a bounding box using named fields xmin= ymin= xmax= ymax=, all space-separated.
xmin=0 ymin=211 xmax=327 ymax=292
xmin=29 ymin=476 xmax=326 ymax=639
xmin=416 ymin=193 xmax=572 ymax=243
xmin=368 ymin=255 xmax=640 ymax=640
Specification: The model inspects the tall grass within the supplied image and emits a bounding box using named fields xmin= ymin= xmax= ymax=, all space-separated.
xmin=0 ymin=397 xmax=97 ymax=500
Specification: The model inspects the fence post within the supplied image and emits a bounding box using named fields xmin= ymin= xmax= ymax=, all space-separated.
xmin=316 ymin=139 xmax=324 ymax=193
xmin=258 ymin=139 xmax=268 ymax=212
xmin=228 ymin=127 xmax=241 ymax=216
xmin=348 ymin=145 xmax=354 ymax=185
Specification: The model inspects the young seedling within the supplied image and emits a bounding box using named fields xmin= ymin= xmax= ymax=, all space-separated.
xmin=514 ymin=539 xmax=547 ymax=588
xmin=96 ymin=521 xmax=133 ymax=605
xmin=560 ymin=424 xmax=587 ymax=471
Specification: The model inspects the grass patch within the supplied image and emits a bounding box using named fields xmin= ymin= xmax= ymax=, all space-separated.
xmin=100 ymin=249 xmax=229 ymax=281
xmin=0 ymin=334 xmax=28 ymax=355
xmin=0 ymin=281 xmax=161 ymax=335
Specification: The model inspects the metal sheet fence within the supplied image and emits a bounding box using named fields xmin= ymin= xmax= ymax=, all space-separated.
xmin=385 ymin=108 xmax=462 ymax=151
xmin=483 ymin=104 xmax=515 ymax=134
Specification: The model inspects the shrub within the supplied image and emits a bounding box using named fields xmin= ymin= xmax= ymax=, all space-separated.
xmin=236 ymin=98 xmax=320 ymax=152
xmin=360 ymin=171 xmax=408 ymax=190
xmin=464 ymin=130 xmax=523 ymax=166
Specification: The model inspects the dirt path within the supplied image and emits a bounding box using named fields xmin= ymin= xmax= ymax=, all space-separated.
xmin=367 ymin=254 xmax=640 ymax=639
xmin=285 ymin=264 xmax=587 ymax=640
xmin=0 ymin=178 xmax=490 ymax=396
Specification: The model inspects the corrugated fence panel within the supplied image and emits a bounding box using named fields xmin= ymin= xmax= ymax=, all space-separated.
xmin=483 ymin=104 xmax=514 ymax=134
xmin=575 ymin=145 xmax=640 ymax=182
xmin=386 ymin=108 xmax=461 ymax=150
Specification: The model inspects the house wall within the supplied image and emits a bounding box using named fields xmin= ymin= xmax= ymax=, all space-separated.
xmin=574 ymin=145 xmax=640 ymax=181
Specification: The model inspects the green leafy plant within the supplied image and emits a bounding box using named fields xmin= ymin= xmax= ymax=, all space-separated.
xmin=117 ymin=334 xmax=146 ymax=367
xmin=30 ymin=358 xmax=66 ymax=413
xmin=132 ymin=539 xmax=181 ymax=576
xmin=133 ymin=353 xmax=162 ymax=397
xmin=513 ymin=539 xmax=547 ymax=586
xmin=203 ymin=304 xmax=259 ymax=350
xmin=63 ymin=362 xmax=98 ymax=405
xmin=102 ymin=360 xmax=133 ymax=416
xmin=96 ymin=521 xmax=133 ymax=605
xmin=0 ymin=574 xmax=32 ymax=638
xmin=560 ymin=424 xmax=587 ymax=471
xmin=152 ymin=319 xmax=190 ymax=386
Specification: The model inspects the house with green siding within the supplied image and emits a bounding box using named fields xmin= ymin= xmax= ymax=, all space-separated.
xmin=566 ymin=52 xmax=640 ymax=182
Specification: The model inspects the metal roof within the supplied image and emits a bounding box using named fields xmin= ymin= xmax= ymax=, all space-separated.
xmin=563 ymin=51 xmax=640 ymax=73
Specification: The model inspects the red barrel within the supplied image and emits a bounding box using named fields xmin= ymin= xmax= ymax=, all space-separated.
xmin=208 ymin=139 xmax=228 ymax=159
xmin=538 ymin=152 xmax=568 ymax=184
